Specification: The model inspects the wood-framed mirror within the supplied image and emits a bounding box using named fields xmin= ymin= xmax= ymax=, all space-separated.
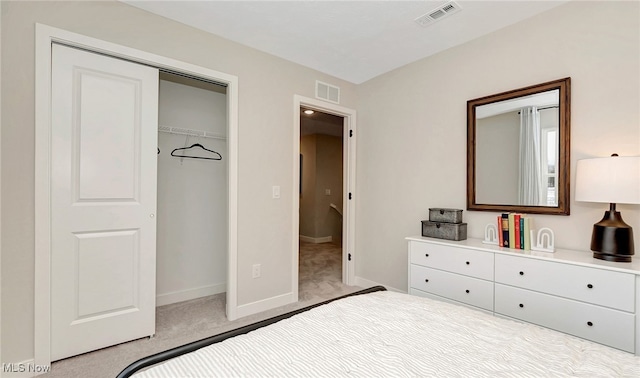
xmin=467 ymin=77 xmax=571 ymax=215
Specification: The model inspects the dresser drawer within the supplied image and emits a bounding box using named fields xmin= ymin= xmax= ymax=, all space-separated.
xmin=495 ymin=254 xmax=635 ymax=312
xmin=410 ymin=264 xmax=494 ymax=311
xmin=409 ymin=241 xmax=494 ymax=280
xmin=495 ymin=284 xmax=635 ymax=353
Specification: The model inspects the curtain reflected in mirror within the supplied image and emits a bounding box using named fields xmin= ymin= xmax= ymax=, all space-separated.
xmin=468 ymin=78 xmax=570 ymax=215
xmin=519 ymin=106 xmax=545 ymax=205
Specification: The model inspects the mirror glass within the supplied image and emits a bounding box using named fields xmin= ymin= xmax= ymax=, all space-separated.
xmin=467 ymin=78 xmax=570 ymax=215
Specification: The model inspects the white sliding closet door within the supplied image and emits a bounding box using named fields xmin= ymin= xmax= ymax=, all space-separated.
xmin=50 ymin=44 xmax=158 ymax=361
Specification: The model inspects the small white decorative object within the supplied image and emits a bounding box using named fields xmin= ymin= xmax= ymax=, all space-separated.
xmin=482 ymin=223 xmax=499 ymax=245
xmin=530 ymin=227 xmax=555 ymax=252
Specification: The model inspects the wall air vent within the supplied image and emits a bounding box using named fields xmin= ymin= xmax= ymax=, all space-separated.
xmin=315 ymin=80 xmax=340 ymax=104
xmin=415 ymin=1 xmax=462 ymax=27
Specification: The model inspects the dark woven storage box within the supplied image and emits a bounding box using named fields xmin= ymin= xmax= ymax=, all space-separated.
xmin=421 ymin=220 xmax=467 ymax=241
xmin=428 ymin=208 xmax=463 ymax=224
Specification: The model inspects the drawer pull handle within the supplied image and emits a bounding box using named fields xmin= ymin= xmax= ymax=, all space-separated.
xmin=587 ymin=284 xmax=593 ymax=289
xmin=465 ymin=261 xmax=470 ymax=265
xmin=519 ymin=271 xmax=524 ymax=276
xmin=587 ymin=321 xmax=593 ymax=327
xmin=425 ymin=279 xmax=429 ymax=283
xmin=436 ymin=223 xmax=441 ymax=229
xmin=465 ymin=290 xmax=470 ymax=294
xmin=519 ymin=303 xmax=524 ymax=308
xmin=440 ymin=209 xmax=445 ymax=215
xmin=425 ymin=253 xmax=429 ymax=257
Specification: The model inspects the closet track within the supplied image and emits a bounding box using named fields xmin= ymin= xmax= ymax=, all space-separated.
xmin=52 ymin=41 xmax=228 ymax=88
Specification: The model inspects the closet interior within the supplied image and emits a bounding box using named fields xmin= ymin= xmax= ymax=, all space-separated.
xmin=156 ymin=72 xmax=228 ymax=307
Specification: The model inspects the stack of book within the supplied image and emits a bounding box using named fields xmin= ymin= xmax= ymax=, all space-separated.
xmin=498 ymin=213 xmax=533 ymax=250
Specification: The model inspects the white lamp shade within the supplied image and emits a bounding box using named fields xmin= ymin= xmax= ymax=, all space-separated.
xmin=575 ymin=156 xmax=640 ymax=204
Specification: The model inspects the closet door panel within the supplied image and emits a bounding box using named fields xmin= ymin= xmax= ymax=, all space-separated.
xmin=50 ymin=44 xmax=158 ymax=361
xmin=76 ymin=71 xmax=139 ymax=200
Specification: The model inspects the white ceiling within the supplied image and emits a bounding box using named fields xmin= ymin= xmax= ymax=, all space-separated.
xmin=123 ymin=0 xmax=568 ymax=84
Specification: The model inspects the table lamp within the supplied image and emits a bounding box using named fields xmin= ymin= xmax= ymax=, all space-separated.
xmin=575 ymin=154 xmax=640 ymax=262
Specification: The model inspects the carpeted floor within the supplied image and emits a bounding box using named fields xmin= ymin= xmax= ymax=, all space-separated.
xmin=43 ymin=241 xmax=360 ymax=378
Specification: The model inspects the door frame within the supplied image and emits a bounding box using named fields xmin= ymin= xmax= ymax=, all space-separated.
xmin=34 ymin=24 xmax=239 ymax=367
xmin=292 ymin=95 xmax=356 ymax=295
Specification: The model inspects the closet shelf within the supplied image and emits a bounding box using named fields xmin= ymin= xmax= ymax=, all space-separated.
xmin=159 ymin=125 xmax=226 ymax=140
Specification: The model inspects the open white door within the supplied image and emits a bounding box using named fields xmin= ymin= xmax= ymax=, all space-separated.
xmin=50 ymin=44 xmax=158 ymax=361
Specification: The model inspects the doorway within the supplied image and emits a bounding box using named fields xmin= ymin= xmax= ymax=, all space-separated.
xmin=156 ymin=72 xmax=228 ymax=307
xmin=34 ymin=24 xmax=239 ymax=367
xmin=299 ymin=108 xmax=344 ymax=295
xmin=292 ymin=96 xmax=356 ymax=299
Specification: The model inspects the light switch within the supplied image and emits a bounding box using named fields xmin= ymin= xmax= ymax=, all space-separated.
xmin=272 ymin=186 xmax=281 ymax=199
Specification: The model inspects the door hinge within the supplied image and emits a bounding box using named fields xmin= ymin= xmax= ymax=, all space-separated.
xmin=348 ymin=192 xmax=352 ymax=200
xmin=349 ymin=129 xmax=353 ymax=137
xmin=348 ymin=253 xmax=352 ymax=261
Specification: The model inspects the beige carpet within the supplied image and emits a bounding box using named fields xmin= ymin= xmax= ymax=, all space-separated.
xmin=43 ymin=241 xmax=361 ymax=378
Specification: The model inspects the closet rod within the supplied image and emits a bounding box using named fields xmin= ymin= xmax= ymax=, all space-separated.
xmin=158 ymin=125 xmax=226 ymax=140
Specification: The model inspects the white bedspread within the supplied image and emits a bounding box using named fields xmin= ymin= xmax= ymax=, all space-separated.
xmin=134 ymin=291 xmax=640 ymax=377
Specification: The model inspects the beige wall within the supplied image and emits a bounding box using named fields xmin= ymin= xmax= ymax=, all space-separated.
xmin=476 ymin=112 xmax=520 ymax=204
xmin=355 ymin=0 xmax=639 ymax=291
xmin=299 ymin=134 xmax=343 ymax=243
xmin=316 ymin=135 xmax=343 ymax=244
xmin=299 ymin=134 xmax=317 ymax=237
xmin=0 ymin=0 xmax=356 ymax=363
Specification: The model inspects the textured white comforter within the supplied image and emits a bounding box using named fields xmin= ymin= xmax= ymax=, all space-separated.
xmin=135 ymin=291 xmax=640 ymax=377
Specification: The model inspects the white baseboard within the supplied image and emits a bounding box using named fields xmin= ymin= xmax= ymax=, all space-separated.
xmin=235 ymin=291 xmax=296 ymax=319
xmin=1 ymin=359 xmax=50 ymax=377
xmin=235 ymin=278 xmax=402 ymax=320
xmin=353 ymin=276 xmax=404 ymax=293
xmin=156 ymin=283 xmax=226 ymax=306
xmin=299 ymin=235 xmax=332 ymax=243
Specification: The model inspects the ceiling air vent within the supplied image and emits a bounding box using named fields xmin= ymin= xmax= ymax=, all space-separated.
xmin=315 ymin=81 xmax=340 ymax=104
xmin=415 ymin=1 xmax=462 ymax=27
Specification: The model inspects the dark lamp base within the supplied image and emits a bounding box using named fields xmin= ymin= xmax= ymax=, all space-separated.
xmin=592 ymin=252 xmax=632 ymax=263
xmin=590 ymin=209 xmax=634 ymax=263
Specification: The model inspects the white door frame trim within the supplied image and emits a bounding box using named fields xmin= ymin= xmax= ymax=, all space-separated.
xmin=292 ymin=95 xmax=356 ymax=294
xmin=34 ymin=24 xmax=239 ymax=368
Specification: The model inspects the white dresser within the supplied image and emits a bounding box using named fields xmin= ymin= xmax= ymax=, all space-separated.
xmin=407 ymin=236 xmax=640 ymax=355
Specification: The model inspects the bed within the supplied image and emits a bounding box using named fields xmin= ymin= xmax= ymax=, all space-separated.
xmin=118 ymin=286 xmax=640 ymax=377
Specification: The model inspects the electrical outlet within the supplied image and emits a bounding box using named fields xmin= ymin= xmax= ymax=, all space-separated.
xmin=252 ymin=264 xmax=261 ymax=279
